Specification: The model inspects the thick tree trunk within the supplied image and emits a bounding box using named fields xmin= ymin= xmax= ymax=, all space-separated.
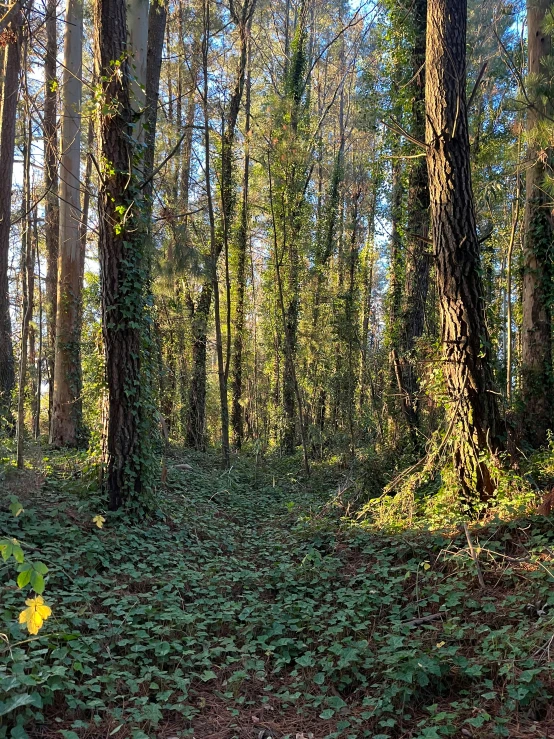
xmin=426 ymin=0 xmax=501 ymax=501
xmin=0 ymin=12 xmax=22 ymax=428
xmin=44 ymin=0 xmax=59 ymax=425
xmin=521 ymin=0 xmax=553 ymax=447
xmin=51 ymin=0 xmax=84 ymax=447
xmin=94 ymin=0 xmax=148 ymax=509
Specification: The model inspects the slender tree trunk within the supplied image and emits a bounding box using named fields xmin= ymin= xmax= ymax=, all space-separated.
xmin=144 ymin=0 xmax=167 ymax=197
xmin=0 ymin=11 xmax=22 ymax=428
xmin=51 ymin=0 xmax=84 ymax=447
xmin=506 ymin=149 xmax=521 ymax=405
xmin=397 ymin=0 xmax=430 ymax=439
xmin=231 ymin=51 xmax=251 ymax=450
xmin=17 ymin=119 xmax=34 ymax=469
xmin=521 ymin=0 xmax=553 ymax=446
xmin=184 ymin=0 xmax=255 ymax=454
xmin=44 ymin=0 xmax=59 ymax=426
xmin=80 ymin=117 xmax=94 ymax=281
xmin=34 ymin=229 xmax=43 ymax=439
xmin=426 ymin=0 xmax=502 ymax=501
xmin=186 ymin=285 xmax=211 ymax=449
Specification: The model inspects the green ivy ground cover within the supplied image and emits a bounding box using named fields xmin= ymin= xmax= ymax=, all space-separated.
xmin=2 ymin=452 xmax=554 ymax=738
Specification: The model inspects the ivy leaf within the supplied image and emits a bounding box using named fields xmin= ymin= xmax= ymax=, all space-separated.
xmin=9 ymin=496 xmax=24 ymax=517
xmin=319 ymin=708 xmax=335 ymax=719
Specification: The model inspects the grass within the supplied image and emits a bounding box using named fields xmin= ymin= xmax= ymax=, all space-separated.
xmin=2 ymin=446 xmax=554 ymax=738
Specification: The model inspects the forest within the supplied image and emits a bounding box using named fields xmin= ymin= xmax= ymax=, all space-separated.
xmin=2 ymin=0 xmax=554 ymax=733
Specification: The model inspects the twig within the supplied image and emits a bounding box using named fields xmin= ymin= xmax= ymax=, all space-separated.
xmin=402 ymin=612 xmax=443 ymax=627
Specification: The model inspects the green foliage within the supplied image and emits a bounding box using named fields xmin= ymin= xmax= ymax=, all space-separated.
xmin=2 ymin=451 xmax=554 ymax=737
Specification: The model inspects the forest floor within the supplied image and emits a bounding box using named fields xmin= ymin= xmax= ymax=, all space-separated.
xmin=3 ymin=448 xmax=554 ymax=739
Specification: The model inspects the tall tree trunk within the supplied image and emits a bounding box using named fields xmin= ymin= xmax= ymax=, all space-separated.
xmin=44 ymin=0 xmax=59 ymax=426
xmin=94 ymin=0 xmax=150 ymax=509
xmin=231 ymin=51 xmax=251 ymax=450
xmin=186 ymin=285 xmax=211 ymax=449
xmin=184 ymin=0 xmax=255 ymax=454
xmin=521 ymin=0 xmax=553 ymax=446
xmin=144 ymin=0 xmax=167 ymax=197
xmin=0 ymin=11 xmax=22 ymax=428
xmin=17 ymin=118 xmax=34 ymax=468
xmin=396 ymin=0 xmax=430 ymax=440
xmin=426 ymin=0 xmax=501 ymax=501
xmin=51 ymin=0 xmax=84 ymax=447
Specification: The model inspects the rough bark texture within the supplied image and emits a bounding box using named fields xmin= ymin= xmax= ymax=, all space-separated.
xmin=94 ymin=0 xmax=144 ymax=509
xmin=521 ymin=0 xmax=553 ymax=447
xmin=51 ymin=0 xmax=84 ymax=447
xmin=426 ymin=0 xmax=501 ymax=501
xmin=0 ymin=12 xmax=22 ymax=426
xmin=44 ymin=0 xmax=59 ymax=424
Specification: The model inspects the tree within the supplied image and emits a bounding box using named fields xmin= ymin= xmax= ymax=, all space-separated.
xmin=51 ymin=0 xmax=84 ymax=447
xmin=0 ymin=9 xmax=22 ymax=428
xmin=425 ymin=0 xmax=501 ymax=501
xmin=520 ymin=0 xmax=553 ymax=447
xmin=396 ymin=0 xmax=430 ymax=441
xmin=44 ymin=0 xmax=59 ymax=425
xmin=94 ymin=0 xmax=152 ymax=509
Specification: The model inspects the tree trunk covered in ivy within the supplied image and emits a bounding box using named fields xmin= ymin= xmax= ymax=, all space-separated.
xmin=0 ymin=12 xmax=22 ymax=428
xmin=44 ymin=0 xmax=59 ymax=425
xmin=94 ymin=0 xmax=150 ymax=510
xmin=425 ymin=0 xmax=501 ymax=501
xmin=397 ymin=0 xmax=430 ymax=439
xmin=521 ymin=0 xmax=553 ymax=447
xmin=186 ymin=285 xmax=212 ymax=449
xmin=231 ymin=54 xmax=251 ymax=450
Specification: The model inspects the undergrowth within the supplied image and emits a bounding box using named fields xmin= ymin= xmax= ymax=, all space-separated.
xmin=2 ymin=447 xmax=554 ymax=738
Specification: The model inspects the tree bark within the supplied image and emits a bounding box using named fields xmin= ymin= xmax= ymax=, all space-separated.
xmin=44 ymin=0 xmax=59 ymax=426
xmin=51 ymin=0 xmax=84 ymax=447
xmin=94 ymin=0 xmax=149 ymax=509
xmin=231 ymin=52 xmax=251 ymax=450
xmin=425 ymin=0 xmax=501 ymax=501
xmin=521 ymin=0 xmax=553 ymax=447
xmin=0 ymin=11 xmax=22 ymax=428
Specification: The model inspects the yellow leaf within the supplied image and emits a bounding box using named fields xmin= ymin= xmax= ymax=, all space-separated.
xmin=18 ymin=596 xmax=52 ymax=635
xmin=92 ymin=515 xmax=106 ymax=529
xmin=423 ymin=562 xmax=431 ymax=571
xmin=435 ymin=641 xmax=446 ymax=649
